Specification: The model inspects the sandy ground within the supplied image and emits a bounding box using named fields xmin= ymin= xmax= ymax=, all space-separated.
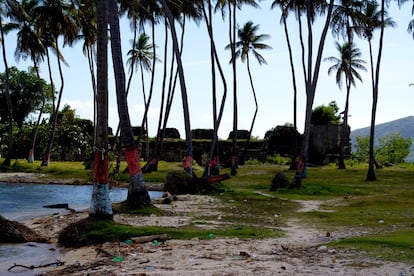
xmin=2 ymin=173 xmax=414 ymax=275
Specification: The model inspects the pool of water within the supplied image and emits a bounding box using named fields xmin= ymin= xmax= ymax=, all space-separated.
xmin=0 ymin=182 xmax=163 ymax=275
xmin=0 ymin=182 xmax=162 ymax=221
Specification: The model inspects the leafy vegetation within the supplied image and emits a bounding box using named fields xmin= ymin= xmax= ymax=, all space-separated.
xmin=311 ymin=101 xmax=341 ymax=125
xmin=353 ymin=133 xmax=412 ymax=164
xmin=350 ymin=116 xmax=414 ymax=162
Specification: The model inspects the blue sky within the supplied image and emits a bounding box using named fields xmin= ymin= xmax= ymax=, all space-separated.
xmin=2 ymin=1 xmax=414 ymax=139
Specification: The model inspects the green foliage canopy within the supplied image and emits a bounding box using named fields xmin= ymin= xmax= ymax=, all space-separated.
xmin=0 ymin=67 xmax=51 ymax=126
xmin=376 ymin=133 xmax=412 ymax=164
xmin=311 ymin=101 xmax=341 ymax=125
xmin=353 ymin=133 xmax=412 ymax=164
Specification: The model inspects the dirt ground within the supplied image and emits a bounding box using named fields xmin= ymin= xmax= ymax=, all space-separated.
xmin=2 ymin=173 xmax=413 ymax=275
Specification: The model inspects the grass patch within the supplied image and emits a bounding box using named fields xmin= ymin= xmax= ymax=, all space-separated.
xmin=3 ymin=159 xmax=414 ymax=264
xmin=112 ymin=202 xmax=170 ymax=216
xmin=59 ymin=218 xmax=283 ymax=247
xmin=329 ymin=229 xmax=414 ymax=263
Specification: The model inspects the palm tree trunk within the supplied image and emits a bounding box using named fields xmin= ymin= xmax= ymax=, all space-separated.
xmin=283 ymin=16 xmax=298 ymax=170
xmin=86 ymin=45 xmax=97 ymax=146
xmin=143 ymin=20 xmax=174 ymax=173
xmin=161 ymin=0 xmax=193 ymax=177
xmin=28 ymin=62 xmax=45 ymax=163
xmin=41 ymin=38 xmax=65 ymax=166
xmin=201 ymin=1 xmax=227 ymax=177
xmin=242 ymin=55 xmax=258 ymax=163
xmin=293 ymin=0 xmax=334 ymax=187
xmin=90 ymin=0 xmax=113 ymax=219
xmin=229 ymin=3 xmax=238 ymax=175
xmin=367 ymin=0 xmax=386 ymax=181
xmin=108 ymin=0 xmax=150 ymax=208
xmin=338 ymin=80 xmax=351 ymax=169
xmin=141 ymin=19 xmax=157 ymax=162
xmin=0 ymin=15 xmax=13 ymax=166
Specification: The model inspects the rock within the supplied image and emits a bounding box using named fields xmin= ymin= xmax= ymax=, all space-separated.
xmin=0 ymin=215 xmax=46 ymax=243
xmin=317 ymin=245 xmax=328 ymax=252
xmin=270 ymin=171 xmax=289 ymax=190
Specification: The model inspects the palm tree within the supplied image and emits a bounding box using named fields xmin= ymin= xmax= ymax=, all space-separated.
xmin=216 ymin=0 xmax=259 ymax=175
xmin=228 ymin=21 xmax=271 ymax=162
xmin=72 ymin=0 xmax=97 ymax=145
xmin=6 ymin=0 xmax=47 ymax=163
xmin=108 ymin=0 xmax=151 ymax=208
xmin=115 ymin=0 xmax=157 ymax=175
xmin=35 ymin=0 xmax=78 ymax=166
xmin=360 ymin=0 xmax=395 ymax=181
xmin=90 ymin=0 xmax=112 ymax=219
xmin=159 ymin=0 xmax=194 ymax=176
xmin=330 ymin=0 xmax=365 ymax=44
xmin=291 ymin=0 xmax=335 ymax=188
xmin=127 ymin=32 xmax=159 ymax=158
xmin=198 ymin=0 xmax=228 ymax=177
xmin=271 ymin=0 xmax=301 ymax=170
xmin=0 ymin=1 xmax=13 ymax=166
xmin=324 ymin=41 xmax=366 ymax=169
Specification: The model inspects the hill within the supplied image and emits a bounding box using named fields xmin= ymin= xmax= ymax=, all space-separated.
xmin=350 ymin=116 xmax=414 ymax=162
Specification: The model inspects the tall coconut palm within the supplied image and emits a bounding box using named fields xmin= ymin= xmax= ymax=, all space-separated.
xmin=144 ymin=15 xmax=180 ymax=174
xmin=127 ymin=32 xmax=159 ymax=161
xmin=198 ymin=0 xmax=228 ymax=177
xmin=118 ymin=0 xmax=163 ymax=174
xmin=6 ymin=0 xmax=47 ymax=163
xmin=159 ymin=0 xmax=191 ymax=175
xmin=291 ymin=0 xmax=335 ymax=188
xmin=330 ymin=0 xmax=365 ymax=44
xmin=35 ymin=0 xmax=78 ymax=166
xmin=216 ymin=0 xmax=259 ymax=175
xmin=156 ymin=1 xmax=202 ymax=175
xmin=72 ymin=0 xmax=97 ymax=145
xmin=271 ymin=0 xmax=301 ymax=170
xmin=90 ymin=0 xmax=112 ymax=218
xmin=0 ymin=1 xmax=13 ymax=166
xmin=107 ymin=0 xmax=151 ymax=208
xmin=360 ymin=0 xmax=395 ymax=181
xmin=324 ymin=41 xmax=366 ymax=169
xmin=227 ymin=20 xmax=271 ymax=162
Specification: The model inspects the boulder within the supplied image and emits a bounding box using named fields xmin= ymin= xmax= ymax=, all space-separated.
xmin=0 ymin=215 xmax=46 ymax=243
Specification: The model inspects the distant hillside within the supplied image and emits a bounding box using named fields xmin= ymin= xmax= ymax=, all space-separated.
xmin=350 ymin=116 xmax=414 ymax=162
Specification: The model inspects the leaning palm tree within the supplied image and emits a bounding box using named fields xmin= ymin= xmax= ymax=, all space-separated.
xmin=35 ymin=0 xmax=78 ymax=166
xmin=227 ymin=21 xmax=271 ymax=163
xmin=6 ymin=0 xmax=48 ymax=163
xmin=108 ymin=0 xmax=151 ymax=208
xmin=72 ymin=0 xmax=97 ymax=145
xmin=160 ymin=0 xmax=194 ymax=177
xmin=324 ymin=41 xmax=366 ymax=169
xmin=198 ymin=0 xmax=228 ymax=177
xmin=360 ymin=0 xmax=395 ymax=181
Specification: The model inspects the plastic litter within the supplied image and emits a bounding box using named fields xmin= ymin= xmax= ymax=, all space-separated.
xmin=124 ymin=239 xmax=132 ymax=245
xmin=112 ymin=256 xmax=124 ymax=262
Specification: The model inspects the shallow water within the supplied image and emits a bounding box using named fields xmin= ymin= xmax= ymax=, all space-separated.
xmin=0 ymin=182 xmax=163 ymax=275
xmin=0 ymin=182 xmax=161 ymax=221
xmin=0 ymin=243 xmax=62 ymax=276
